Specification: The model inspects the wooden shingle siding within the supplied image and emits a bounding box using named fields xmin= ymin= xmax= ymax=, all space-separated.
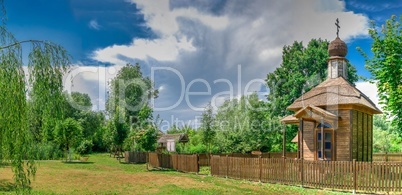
xmin=363 ymin=113 xmax=368 ymax=161
xmin=352 ymin=110 xmax=358 ymax=160
xmin=350 ymin=110 xmax=372 ymax=162
xmin=357 ymin=111 xmax=363 ymax=161
xmin=368 ymin=115 xmax=373 ymax=161
xmin=303 ymin=121 xmax=315 ymax=161
xmin=336 ymin=110 xmax=350 ymax=161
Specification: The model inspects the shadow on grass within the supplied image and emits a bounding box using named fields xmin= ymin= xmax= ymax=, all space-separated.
xmin=147 ymin=168 xmax=176 ymax=172
xmin=0 ymin=162 xmax=11 ymax=166
xmin=0 ymin=179 xmax=15 ymax=192
xmin=61 ymin=161 xmax=94 ymax=164
xmin=119 ymin=162 xmax=146 ymax=165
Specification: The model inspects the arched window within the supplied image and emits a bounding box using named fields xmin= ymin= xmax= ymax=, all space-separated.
xmin=317 ymin=122 xmax=332 ymax=128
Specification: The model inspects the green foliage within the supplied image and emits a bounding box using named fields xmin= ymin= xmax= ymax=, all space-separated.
xmin=61 ymin=91 xmax=107 ymax=152
xmin=126 ymin=125 xmax=158 ymax=152
xmin=213 ymin=95 xmax=287 ymax=153
xmin=54 ymin=118 xmax=83 ymax=160
xmin=63 ymin=91 xmax=92 ymax=119
xmin=201 ymin=103 xmax=216 ymax=153
xmin=28 ymin=43 xmax=68 ymax=142
xmin=373 ymin=115 xmax=401 ymax=153
xmin=105 ymin=63 xmax=157 ymax=152
xmin=266 ymin=39 xmax=358 ymax=117
xmin=360 ymin=15 xmax=402 ymax=132
xmin=31 ymin=142 xmax=64 ymax=160
xmin=106 ymin=63 xmax=158 ymax=123
xmin=125 ymin=104 xmax=158 ymax=152
xmin=76 ymin=139 xmax=94 ymax=155
xmin=0 ymin=2 xmax=69 ymax=190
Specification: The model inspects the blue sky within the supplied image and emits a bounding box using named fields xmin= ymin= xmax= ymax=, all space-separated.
xmin=5 ymin=0 xmax=402 ymax=130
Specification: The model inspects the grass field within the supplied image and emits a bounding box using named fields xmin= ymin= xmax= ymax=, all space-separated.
xmin=0 ymin=154 xmax=346 ymax=194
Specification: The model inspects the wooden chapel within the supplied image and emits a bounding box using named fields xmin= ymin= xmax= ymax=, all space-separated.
xmin=281 ymin=20 xmax=382 ymax=161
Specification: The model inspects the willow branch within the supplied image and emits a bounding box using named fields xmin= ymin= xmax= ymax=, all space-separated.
xmin=0 ymin=40 xmax=47 ymax=50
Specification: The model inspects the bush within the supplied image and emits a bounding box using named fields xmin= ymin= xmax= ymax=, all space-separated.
xmin=76 ymin=139 xmax=94 ymax=155
xmin=32 ymin=142 xmax=64 ymax=160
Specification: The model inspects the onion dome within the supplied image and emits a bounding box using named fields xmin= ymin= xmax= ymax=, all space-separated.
xmin=328 ymin=37 xmax=347 ymax=57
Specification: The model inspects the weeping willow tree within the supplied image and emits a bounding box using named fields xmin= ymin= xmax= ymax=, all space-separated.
xmin=0 ymin=1 xmax=69 ymax=191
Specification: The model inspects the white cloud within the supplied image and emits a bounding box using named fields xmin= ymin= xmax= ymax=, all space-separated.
xmin=63 ymin=65 xmax=124 ymax=110
xmin=132 ymin=0 xmax=229 ymax=36
xmin=87 ymin=0 xmax=372 ymax=124
xmin=93 ymin=36 xmax=196 ymax=65
xmin=89 ymin=19 xmax=101 ymax=30
xmin=355 ymin=81 xmax=382 ymax=111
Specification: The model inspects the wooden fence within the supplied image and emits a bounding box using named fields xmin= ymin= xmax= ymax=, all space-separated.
xmin=199 ymin=152 xmax=297 ymax=166
xmin=198 ymin=154 xmax=210 ymax=166
xmin=124 ymin=151 xmax=147 ymax=163
xmin=148 ymin=153 xmax=199 ymax=173
xmin=211 ymin=155 xmax=402 ymax=193
xmin=373 ymin=153 xmax=402 ymax=162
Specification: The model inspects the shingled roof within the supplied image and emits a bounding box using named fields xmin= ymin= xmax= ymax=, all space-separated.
xmin=287 ymin=77 xmax=381 ymax=114
xmin=157 ymin=133 xmax=189 ymax=144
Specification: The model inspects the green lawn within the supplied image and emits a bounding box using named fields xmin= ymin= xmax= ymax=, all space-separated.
xmin=0 ymin=154 xmax=346 ymax=194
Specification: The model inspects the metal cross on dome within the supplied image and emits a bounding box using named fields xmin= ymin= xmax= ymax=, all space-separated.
xmin=335 ymin=18 xmax=340 ymax=37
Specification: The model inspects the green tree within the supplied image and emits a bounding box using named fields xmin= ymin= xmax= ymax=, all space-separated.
xmin=54 ymin=118 xmax=83 ymax=161
xmin=201 ymin=103 xmax=216 ymax=154
xmin=0 ymin=2 xmax=69 ymax=190
xmin=125 ymin=104 xmax=158 ymax=152
xmin=63 ymin=91 xmax=92 ymax=118
xmin=106 ymin=63 xmax=158 ymax=123
xmin=266 ymin=39 xmax=358 ymax=117
xmin=373 ymin=115 xmax=401 ymax=152
xmin=213 ymin=95 xmax=284 ymax=153
xmin=359 ymin=15 xmax=402 ymax=132
xmin=106 ymin=63 xmax=157 ymax=153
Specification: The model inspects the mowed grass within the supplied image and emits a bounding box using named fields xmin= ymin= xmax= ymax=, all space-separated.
xmin=0 ymin=154 xmax=346 ymax=194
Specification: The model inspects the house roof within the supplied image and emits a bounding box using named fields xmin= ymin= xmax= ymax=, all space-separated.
xmin=294 ymin=105 xmax=337 ymax=120
xmin=287 ymin=77 xmax=382 ymax=114
xmin=281 ymin=115 xmax=299 ymax=124
xmin=157 ymin=133 xmax=189 ymax=143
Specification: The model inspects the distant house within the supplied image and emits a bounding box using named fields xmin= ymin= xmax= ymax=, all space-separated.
xmin=157 ymin=134 xmax=189 ymax=152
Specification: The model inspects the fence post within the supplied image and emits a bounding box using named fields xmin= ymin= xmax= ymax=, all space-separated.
xmin=226 ymin=155 xmax=229 ymax=178
xmin=176 ymin=154 xmax=179 ymax=171
xmin=353 ymin=159 xmax=356 ymax=194
xmin=259 ymin=155 xmax=262 ymax=182
xmin=196 ymin=154 xmax=199 ymax=174
xmin=283 ymin=156 xmax=286 ymax=184
xmin=300 ymin=158 xmax=304 ymax=188
xmin=146 ymin=152 xmax=149 ymax=171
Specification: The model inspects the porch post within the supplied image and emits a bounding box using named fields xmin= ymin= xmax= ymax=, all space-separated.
xmin=282 ymin=123 xmax=286 ymax=159
xmin=321 ymin=117 xmax=324 ymax=160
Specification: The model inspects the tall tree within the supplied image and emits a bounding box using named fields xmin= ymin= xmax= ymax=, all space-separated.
xmin=106 ymin=63 xmax=158 ymax=152
xmin=106 ymin=63 xmax=158 ymax=123
xmin=125 ymin=104 xmax=158 ymax=152
xmin=201 ymin=103 xmax=216 ymax=154
xmin=372 ymin=115 xmax=400 ymax=153
xmin=266 ymin=39 xmax=358 ymax=117
xmin=359 ymin=15 xmax=402 ymax=132
xmin=54 ymin=118 xmax=83 ymax=161
xmin=0 ymin=1 xmax=69 ymax=190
